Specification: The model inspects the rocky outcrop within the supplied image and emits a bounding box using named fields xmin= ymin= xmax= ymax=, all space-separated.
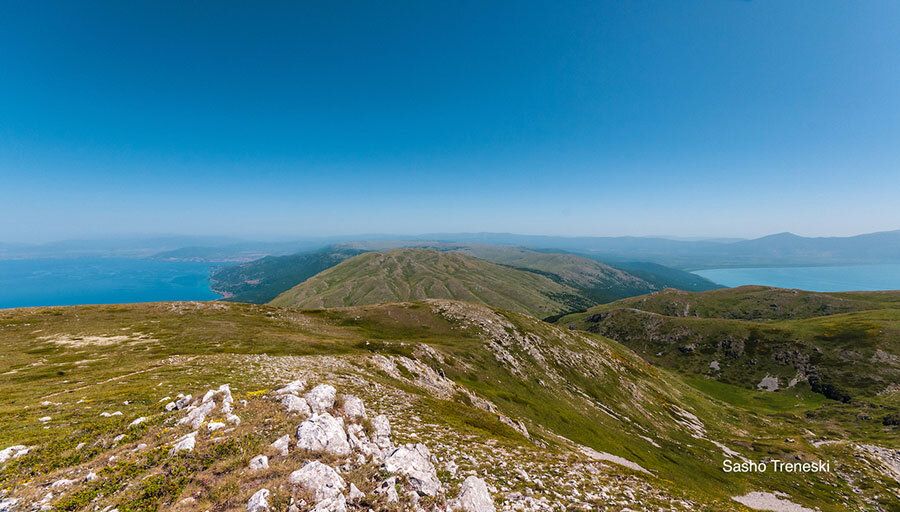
xmin=341 ymin=395 xmax=366 ymax=419
xmin=305 ymin=384 xmax=337 ymax=414
xmin=371 ymin=414 xmax=392 ymax=450
xmin=275 ymin=379 xmax=306 ymax=396
xmin=178 ymin=401 xmax=215 ymax=429
xmin=246 ymin=488 xmax=270 ymax=512
xmin=282 ymin=394 xmax=312 ymax=415
xmin=310 ymin=494 xmax=346 ymax=512
xmin=295 ymin=413 xmax=351 ymax=456
xmin=288 ymin=461 xmax=346 ymax=500
xmin=383 ymin=443 xmax=442 ymax=496
xmin=449 ymin=476 xmax=495 ymax=512
xmin=170 ymin=432 xmax=197 ymax=455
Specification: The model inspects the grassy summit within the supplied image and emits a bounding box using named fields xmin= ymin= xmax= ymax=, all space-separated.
xmin=1 ymin=300 xmax=897 ymax=510
xmin=269 ymin=249 xmax=592 ymax=318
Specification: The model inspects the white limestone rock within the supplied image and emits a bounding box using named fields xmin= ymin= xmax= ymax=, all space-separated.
xmin=346 ymin=424 xmax=380 ymax=458
xmin=174 ymin=395 xmax=193 ymax=410
xmin=311 ymin=494 xmax=346 ymax=512
xmin=341 ymin=395 xmax=366 ymax=420
xmin=249 ymin=455 xmax=269 ymax=472
xmin=170 ymin=432 xmax=197 ymax=455
xmin=0 ymin=497 xmax=22 ymax=511
xmin=270 ymin=435 xmax=290 ymax=457
xmin=203 ymin=384 xmax=235 ymax=414
xmin=178 ymin=401 xmax=215 ymax=429
xmin=246 ymin=488 xmax=270 ymax=512
xmin=50 ymin=478 xmax=76 ymax=489
xmin=0 ymin=445 xmax=29 ymax=464
xmin=288 ymin=461 xmax=346 ymax=501
xmin=449 ymin=476 xmax=496 ymax=512
xmin=305 ymin=384 xmax=336 ymax=414
xmin=376 ymin=477 xmax=399 ymax=503
xmin=207 ymin=422 xmax=226 ymax=432
xmin=274 ymin=380 xmax=306 ymax=396
xmin=383 ymin=443 xmax=442 ymax=496
xmin=295 ymin=413 xmax=350 ymax=456
xmin=347 ymin=483 xmax=364 ymax=503
xmin=281 ymin=395 xmax=311 ymax=415
xmin=371 ymin=415 xmax=392 ymax=450
xmin=129 ymin=417 xmax=148 ymax=427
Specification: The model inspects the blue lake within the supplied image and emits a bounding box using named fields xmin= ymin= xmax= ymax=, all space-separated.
xmin=693 ymin=264 xmax=900 ymax=292
xmin=0 ymin=258 xmax=223 ymax=309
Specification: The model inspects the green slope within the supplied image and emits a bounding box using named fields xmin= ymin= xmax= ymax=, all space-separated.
xmin=269 ymin=248 xmax=591 ymax=318
xmin=572 ymin=285 xmax=900 ymax=321
xmin=558 ymin=287 xmax=900 ymax=406
xmin=1 ymin=301 xmax=897 ymax=511
xmin=209 ymin=247 xmax=364 ymax=303
xmin=209 ymin=242 xmax=721 ymax=307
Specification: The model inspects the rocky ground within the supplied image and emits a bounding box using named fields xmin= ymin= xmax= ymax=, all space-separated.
xmin=0 ymin=352 xmax=702 ymax=512
xmin=1 ymin=300 xmax=898 ymax=511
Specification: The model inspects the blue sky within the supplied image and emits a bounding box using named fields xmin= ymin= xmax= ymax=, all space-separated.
xmin=1 ymin=1 xmax=898 ymax=242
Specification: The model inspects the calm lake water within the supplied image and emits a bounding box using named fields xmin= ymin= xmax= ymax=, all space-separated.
xmin=0 ymin=258 xmax=222 ymax=309
xmin=693 ymin=264 xmax=900 ymax=292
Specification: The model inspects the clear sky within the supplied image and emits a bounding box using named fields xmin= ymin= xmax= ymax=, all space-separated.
xmin=1 ymin=1 xmax=899 ymax=242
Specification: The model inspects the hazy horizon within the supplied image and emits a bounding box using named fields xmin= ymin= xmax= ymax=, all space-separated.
xmin=4 ymin=228 xmax=900 ymax=246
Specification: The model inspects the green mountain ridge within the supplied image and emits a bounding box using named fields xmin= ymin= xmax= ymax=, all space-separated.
xmin=269 ymin=249 xmax=591 ymax=318
xmin=210 ymin=243 xmax=720 ymax=306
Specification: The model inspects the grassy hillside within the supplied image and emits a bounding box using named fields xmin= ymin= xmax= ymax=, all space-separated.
xmin=457 ymin=245 xmax=720 ymax=304
xmin=209 ymin=247 xmax=364 ymax=303
xmin=573 ymin=285 xmax=900 ymax=321
xmin=209 ymin=242 xmax=720 ymax=307
xmin=269 ymin=249 xmax=593 ymax=318
xmin=1 ymin=300 xmax=897 ymax=510
xmin=558 ymin=287 xmax=900 ymax=406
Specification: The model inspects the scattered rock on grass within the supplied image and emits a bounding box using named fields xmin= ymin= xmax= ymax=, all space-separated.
xmin=288 ymin=460 xmax=346 ymax=500
xmin=450 ymin=476 xmax=496 ymax=512
xmin=296 ymin=413 xmax=350 ymax=456
xmin=249 ymin=455 xmax=269 ymax=472
xmin=305 ymin=384 xmax=336 ymax=414
xmin=246 ymin=488 xmax=270 ymax=512
xmin=383 ymin=443 xmax=442 ymax=496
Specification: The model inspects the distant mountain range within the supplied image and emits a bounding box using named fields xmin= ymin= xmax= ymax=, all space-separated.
xmin=3 ymin=230 xmax=899 ymax=270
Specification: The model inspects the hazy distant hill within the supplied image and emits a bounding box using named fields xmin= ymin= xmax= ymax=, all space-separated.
xmin=4 ymin=230 xmax=899 ymax=268
xmin=407 ymin=230 xmax=900 ymax=269
xmin=269 ymin=249 xmax=591 ymax=318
